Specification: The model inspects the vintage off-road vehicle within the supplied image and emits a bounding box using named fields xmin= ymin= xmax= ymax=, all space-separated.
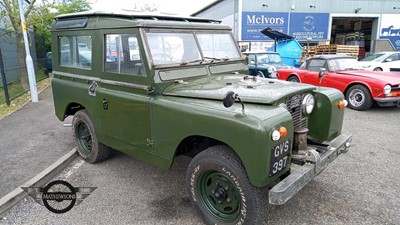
xmin=51 ymin=11 xmax=352 ymax=225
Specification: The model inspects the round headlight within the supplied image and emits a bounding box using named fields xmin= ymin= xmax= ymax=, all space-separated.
xmin=267 ymin=67 xmax=274 ymax=73
xmin=383 ymin=85 xmax=391 ymax=95
xmin=302 ymin=94 xmax=315 ymax=115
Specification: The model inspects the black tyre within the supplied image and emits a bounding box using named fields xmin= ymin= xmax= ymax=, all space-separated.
xmin=186 ymin=145 xmax=263 ymax=225
xmin=256 ymin=71 xmax=265 ymax=77
xmin=346 ymin=85 xmax=373 ymax=111
xmin=72 ymin=110 xmax=111 ymax=163
xmin=373 ymin=67 xmax=382 ymax=71
xmin=288 ymin=75 xmax=300 ymax=82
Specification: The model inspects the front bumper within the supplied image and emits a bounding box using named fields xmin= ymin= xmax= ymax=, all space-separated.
xmin=374 ymin=97 xmax=400 ymax=107
xmin=268 ymin=132 xmax=352 ymax=205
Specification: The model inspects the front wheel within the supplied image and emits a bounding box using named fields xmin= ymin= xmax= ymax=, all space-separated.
xmin=373 ymin=67 xmax=382 ymax=71
xmin=186 ymin=146 xmax=264 ymax=225
xmin=346 ymin=85 xmax=373 ymax=111
xmin=72 ymin=110 xmax=111 ymax=163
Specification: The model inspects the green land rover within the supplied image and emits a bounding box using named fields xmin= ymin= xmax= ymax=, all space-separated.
xmin=51 ymin=11 xmax=352 ymax=225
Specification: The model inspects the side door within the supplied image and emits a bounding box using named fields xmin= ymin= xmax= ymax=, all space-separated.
xmin=385 ymin=53 xmax=400 ymax=72
xmin=304 ymin=59 xmax=327 ymax=85
xmin=96 ymin=30 xmax=152 ymax=153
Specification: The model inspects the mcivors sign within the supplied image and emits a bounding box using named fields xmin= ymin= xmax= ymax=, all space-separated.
xmin=241 ymin=12 xmax=330 ymax=41
xmin=379 ymin=14 xmax=400 ymax=51
xmin=242 ymin=12 xmax=288 ymax=41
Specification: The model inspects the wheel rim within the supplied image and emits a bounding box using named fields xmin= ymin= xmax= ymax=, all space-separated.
xmin=197 ymin=170 xmax=241 ymax=222
xmin=76 ymin=122 xmax=92 ymax=155
xmin=348 ymin=89 xmax=365 ymax=107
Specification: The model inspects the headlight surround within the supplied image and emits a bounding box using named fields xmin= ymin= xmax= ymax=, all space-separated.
xmin=302 ymin=94 xmax=315 ymax=115
xmin=383 ymin=85 xmax=391 ymax=95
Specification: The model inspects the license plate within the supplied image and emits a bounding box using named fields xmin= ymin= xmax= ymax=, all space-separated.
xmin=269 ymin=140 xmax=291 ymax=176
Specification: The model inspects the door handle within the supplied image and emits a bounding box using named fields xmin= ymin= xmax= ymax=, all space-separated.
xmin=88 ymin=81 xmax=98 ymax=96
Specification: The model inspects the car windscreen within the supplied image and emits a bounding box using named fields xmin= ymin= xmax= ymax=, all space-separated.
xmin=256 ymin=53 xmax=282 ymax=64
xmin=328 ymin=58 xmax=361 ymax=71
xmin=145 ymin=31 xmax=240 ymax=65
xmin=359 ymin=53 xmax=386 ymax=62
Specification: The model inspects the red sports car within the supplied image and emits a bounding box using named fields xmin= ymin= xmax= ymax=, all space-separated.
xmin=277 ymin=55 xmax=400 ymax=110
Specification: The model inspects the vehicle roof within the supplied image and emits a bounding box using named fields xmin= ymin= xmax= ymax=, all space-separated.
xmin=52 ymin=10 xmax=231 ymax=31
xmin=310 ymin=54 xmax=354 ymax=60
xmin=55 ymin=10 xmax=221 ymax=23
xmin=242 ymin=51 xmax=279 ymax=55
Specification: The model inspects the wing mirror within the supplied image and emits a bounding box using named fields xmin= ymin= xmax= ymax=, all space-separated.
xmin=223 ymin=91 xmax=245 ymax=112
xmin=319 ymin=68 xmax=326 ymax=85
xmin=385 ymin=58 xmax=392 ymax=62
xmin=319 ymin=68 xmax=326 ymax=78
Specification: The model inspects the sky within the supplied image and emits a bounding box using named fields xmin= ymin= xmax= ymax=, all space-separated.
xmin=89 ymin=0 xmax=216 ymax=16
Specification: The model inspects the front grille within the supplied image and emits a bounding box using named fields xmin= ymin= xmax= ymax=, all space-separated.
xmin=286 ymin=95 xmax=308 ymax=129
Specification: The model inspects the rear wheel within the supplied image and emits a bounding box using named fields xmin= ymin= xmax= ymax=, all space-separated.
xmin=346 ymin=85 xmax=373 ymax=111
xmin=186 ymin=146 xmax=264 ymax=225
xmin=72 ymin=110 xmax=111 ymax=163
xmin=373 ymin=67 xmax=382 ymax=71
xmin=288 ymin=75 xmax=300 ymax=82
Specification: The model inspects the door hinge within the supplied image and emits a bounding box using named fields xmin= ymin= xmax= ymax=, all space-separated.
xmin=146 ymin=139 xmax=154 ymax=148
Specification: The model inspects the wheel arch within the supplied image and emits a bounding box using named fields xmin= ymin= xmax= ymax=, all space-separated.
xmin=343 ymin=82 xmax=373 ymax=97
xmin=63 ymin=102 xmax=86 ymax=119
xmin=287 ymin=73 xmax=300 ymax=82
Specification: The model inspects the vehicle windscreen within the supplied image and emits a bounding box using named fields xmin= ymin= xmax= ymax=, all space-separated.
xmin=145 ymin=31 xmax=240 ymax=79
xmin=359 ymin=53 xmax=386 ymax=62
xmin=257 ymin=53 xmax=282 ymax=64
xmin=328 ymin=58 xmax=361 ymax=71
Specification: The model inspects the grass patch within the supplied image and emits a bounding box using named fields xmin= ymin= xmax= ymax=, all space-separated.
xmin=0 ymin=74 xmax=52 ymax=120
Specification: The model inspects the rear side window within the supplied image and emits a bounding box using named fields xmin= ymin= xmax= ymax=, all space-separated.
xmin=104 ymin=34 xmax=145 ymax=76
xmin=59 ymin=36 xmax=92 ymax=69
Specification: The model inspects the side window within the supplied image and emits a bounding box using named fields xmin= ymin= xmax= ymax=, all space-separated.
xmin=308 ymin=59 xmax=326 ymax=72
xmin=248 ymin=54 xmax=255 ymax=64
xmin=59 ymin=36 xmax=92 ymax=69
xmin=104 ymin=34 xmax=144 ymax=76
xmin=387 ymin=53 xmax=400 ymax=62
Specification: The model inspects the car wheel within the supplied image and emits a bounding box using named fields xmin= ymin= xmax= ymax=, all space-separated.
xmin=72 ymin=110 xmax=111 ymax=163
xmin=373 ymin=67 xmax=382 ymax=71
xmin=346 ymin=85 xmax=373 ymax=111
xmin=186 ymin=145 xmax=264 ymax=225
xmin=256 ymin=71 xmax=265 ymax=77
xmin=288 ymin=76 xmax=300 ymax=82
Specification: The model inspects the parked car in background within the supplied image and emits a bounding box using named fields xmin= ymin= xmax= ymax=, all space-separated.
xmin=242 ymin=51 xmax=291 ymax=78
xmin=44 ymin=52 xmax=52 ymax=75
xmin=277 ymin=55 xmax=400 ymax=110
xmin=358 ymin=51 xmax=400 ymax=72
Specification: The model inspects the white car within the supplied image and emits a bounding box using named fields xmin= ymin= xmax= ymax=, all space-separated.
xmin=358 ymin=51 xmax=400 ymax=72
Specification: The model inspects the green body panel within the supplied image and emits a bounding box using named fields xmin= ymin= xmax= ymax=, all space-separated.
xmin=149 ymin=95 xmax=294 ymax=187
xmin=309 ymin=87 xmax=345 ymax=142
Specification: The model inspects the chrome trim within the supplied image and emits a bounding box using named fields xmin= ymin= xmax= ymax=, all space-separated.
xmin=53 ymin=71 xmax=151 ymax=91
xmin=374 ymin=96 xmax=400 ymax=102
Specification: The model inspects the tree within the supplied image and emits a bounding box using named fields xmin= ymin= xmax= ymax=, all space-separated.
xmin=30 ymin=0 xmax=91 ymax=54
xmin=0 ymin=0 xmax=90 ymax=90
xmin=1 ymin=0 xmax=37 ymax=90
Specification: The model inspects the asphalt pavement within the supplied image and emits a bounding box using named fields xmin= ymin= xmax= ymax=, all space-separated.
xmin=0 ymin=86 xmax=75 ymax=198
xmin=0 ymin=91 xmax=399 ymax=225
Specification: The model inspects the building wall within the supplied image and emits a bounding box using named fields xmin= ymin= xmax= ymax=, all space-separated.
xmin=193 ymin=0 xmax=400 ymax=51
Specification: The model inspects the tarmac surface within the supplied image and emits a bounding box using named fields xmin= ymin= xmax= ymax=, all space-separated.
xmin=0 ymin=86 xmax=399 ymax=224
xmin=0 ymin=87 xmax=75 ymax=198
